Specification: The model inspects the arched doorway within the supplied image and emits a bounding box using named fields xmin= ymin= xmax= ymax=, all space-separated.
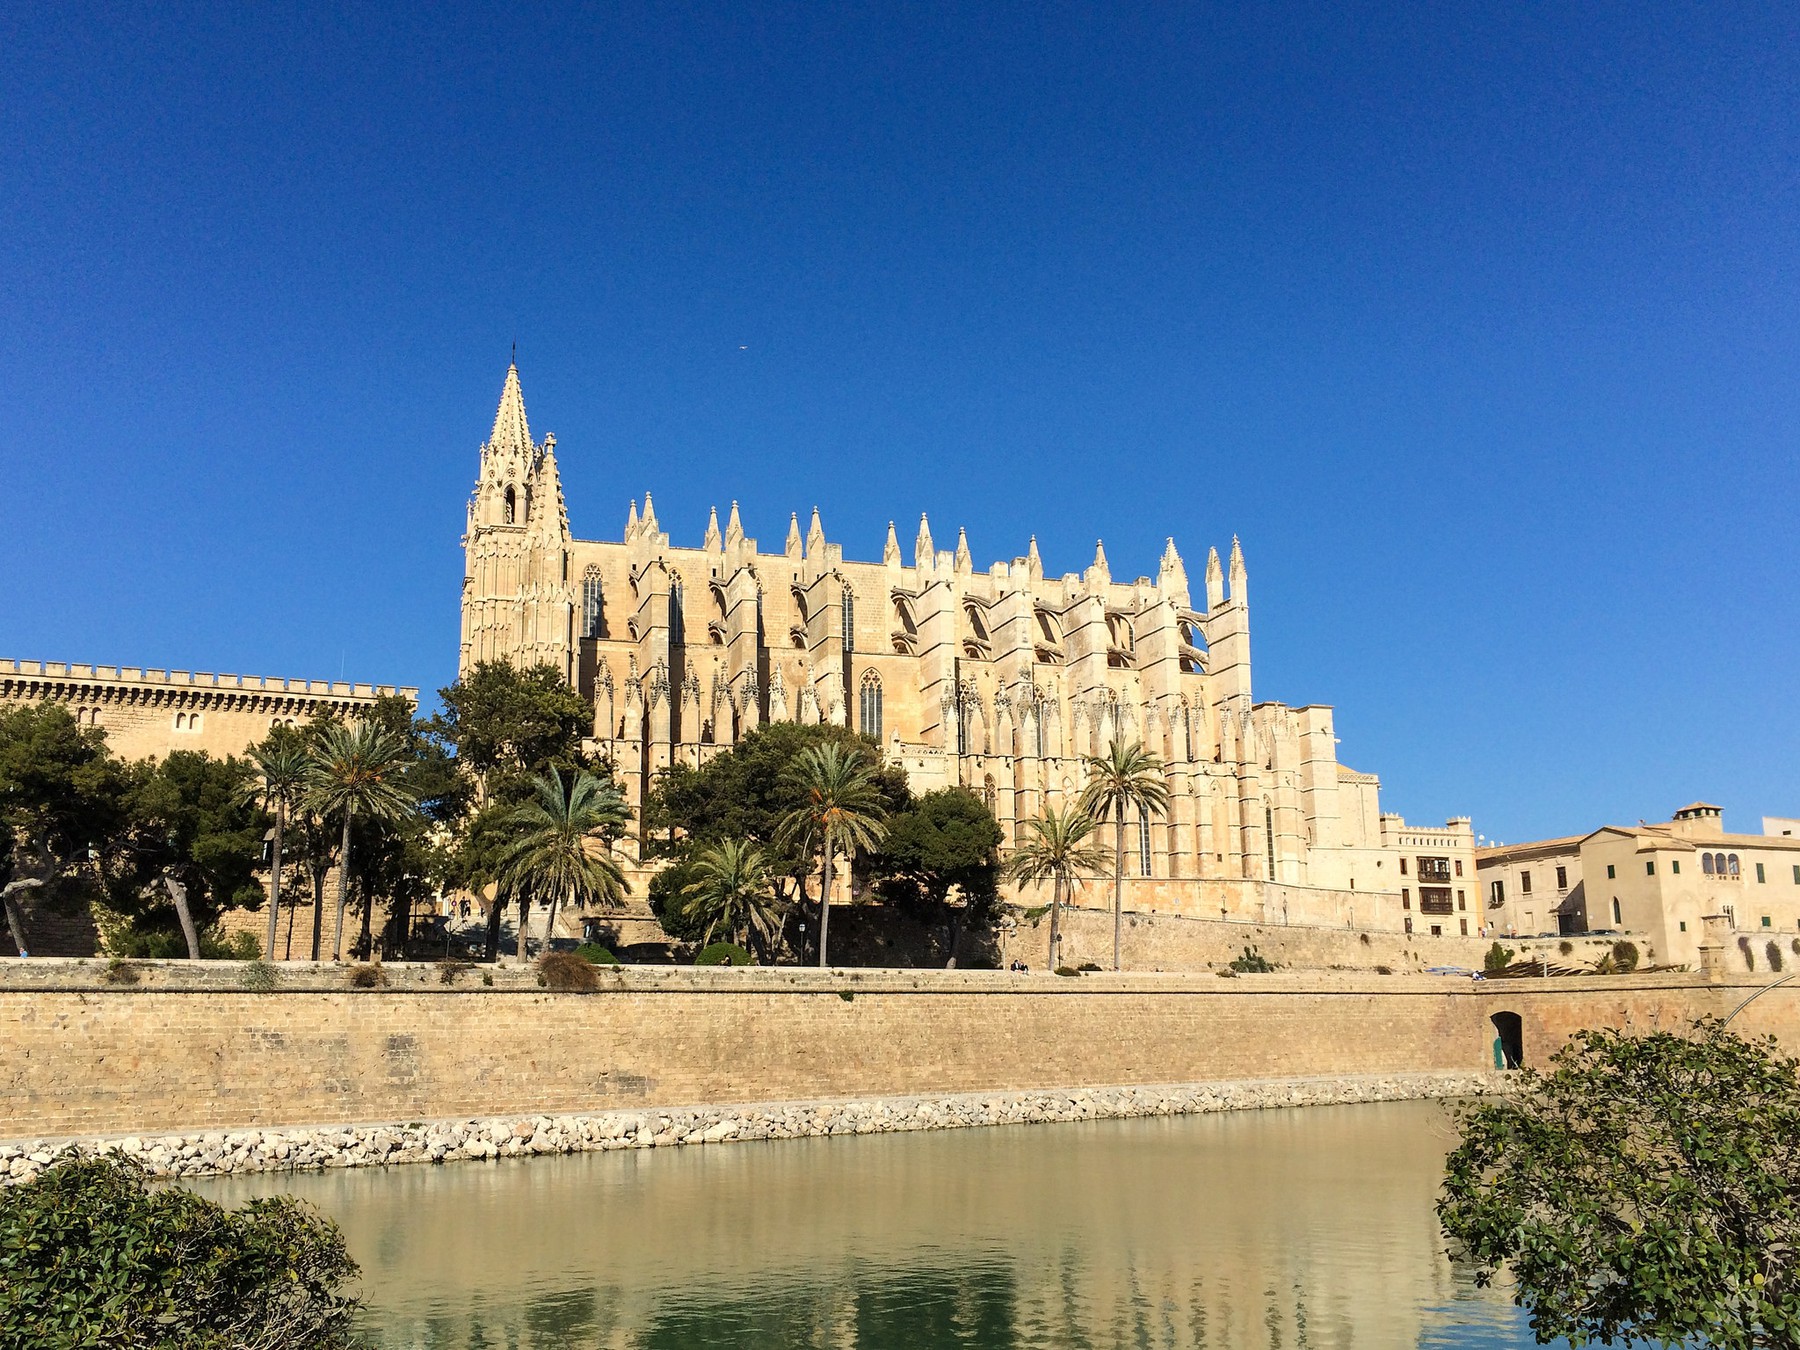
xmin=1490 ymin=1011 xmax=1524 ymax=1070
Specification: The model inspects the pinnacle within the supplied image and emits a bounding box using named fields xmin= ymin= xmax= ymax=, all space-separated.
xmin=488 ymin=362 xmax=532 ymax=453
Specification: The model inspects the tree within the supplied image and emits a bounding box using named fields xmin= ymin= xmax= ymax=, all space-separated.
xmin=241 ymin=729 xmax=310 ymax=962
xmin=305 ymin=721 xmax=418 ymax=962
xmin=1002 ymin=805 xmax=1110 ymax=972
xmin=495 ymin=768 xmax=630 ymax=961
xmin=0 ymin=704 xmax=129 ymax=957
xmin=1440 ymin=1019 xmax=1800 ymax=1349
xmin=0 ymin=1151 xmax=365 ymax=1348
xmin=680 ymin=839 xmax=784 ymax=954
xmin=1078 ymin=739 xmax=1169 ymax=971
xmin=777 ymin=743 xmax=889 ymax=968
xmin=873 ymin=787 xmax=1004 ymax=967
xmin=431 ymin=661 xmax=595 ymax=805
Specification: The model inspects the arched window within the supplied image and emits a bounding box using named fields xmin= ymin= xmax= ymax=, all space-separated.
xmin=1035 ymin=703 xmax=1050 ymax=759
xmin=1612 ymin=897 xmax=1622 ymax=925
xmin=1703 ymin=853 xmax=1716 ymax=875
xmin=983 ymin=774 xmax=996 ymax=812
xmin=669 ymin=580 xmax=684 ymax=644
xmin=1138 ymin=807 xmax=1153 ymax=877
xmin=1264 ymin=803 xmax=1276 ymax=879
xmin=842 ymin=588 xmax=855 ymax=655
xmin=1728 ymin=854 xmax=1741 ymax=877
xmin=859 ymin=671 xmax=883 ymax=741
xmin=503 ymin=486 xmax=516 ymax=524
xmin=581 ymin=567 xmax=603 ymax=639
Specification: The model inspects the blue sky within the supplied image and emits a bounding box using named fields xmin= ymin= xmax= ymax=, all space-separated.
xmin=3 ymin=3 xmax=1795 ymax=841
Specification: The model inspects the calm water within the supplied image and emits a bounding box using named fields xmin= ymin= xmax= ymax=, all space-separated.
xmin=197 ymin=1101 xmax=1557 ymax=1349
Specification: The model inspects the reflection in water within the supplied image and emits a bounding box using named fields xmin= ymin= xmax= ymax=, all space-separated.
xmin=198 ymin=1101 xmax=1552 ymax=1349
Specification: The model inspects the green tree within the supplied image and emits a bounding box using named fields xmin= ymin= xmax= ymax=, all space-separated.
xmin=0 ymin=1151 xmax=365 ymax=1348
xmin=874 ymin=787 xmax=1004 ymax=967
xmin=241 ymin=728 xmax=311 ymax=962
xmin=0 ymin=704 xmax=130 ymax=957
xmin=305 ymin=721 xmax=419 ymax=962
xmin=1440 ymin=1019 xmax=1800 ymax=1348
xmin=496 ymin=767 xmax=631 ymax=961
xmin=1078 ymin=739 xmax=1169 ymax=971
xmin=431 ymin=660 xmax=595 ymax=804
xmin=777 ymin=743 xmax=889 ymax=967
xmin=680 ymin=839 xmax=785 ymax=953
xmin=1002 ymin=805 xmax=1110 ymax=972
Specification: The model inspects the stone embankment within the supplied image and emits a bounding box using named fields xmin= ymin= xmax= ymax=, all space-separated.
xmin=0 ymin=1070 xmax=1502 ymax=1186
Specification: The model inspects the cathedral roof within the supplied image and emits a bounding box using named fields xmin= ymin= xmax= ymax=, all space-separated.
xmin=489 ymin=362 xmax=532 ymax=453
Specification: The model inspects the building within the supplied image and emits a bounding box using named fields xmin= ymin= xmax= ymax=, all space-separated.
xmin=460 ymin=361 xmax=1475 ymax=929
xmin=0 ymin=658 xmax=416 ymax=763
xmin=1477 ymin=803 xmax=1800 ymax=970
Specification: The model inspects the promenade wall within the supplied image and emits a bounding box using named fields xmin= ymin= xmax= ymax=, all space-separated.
xmin=4 ymin=960 xmax=1789 ymax=1143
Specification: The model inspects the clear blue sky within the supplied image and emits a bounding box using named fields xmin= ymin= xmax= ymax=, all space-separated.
xmin=3 ymin=3 xmax=1795 ymax=842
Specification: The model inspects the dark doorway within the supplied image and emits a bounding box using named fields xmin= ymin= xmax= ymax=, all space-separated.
xmin=1491 ymin=1012 xmax=1524 ymax=1070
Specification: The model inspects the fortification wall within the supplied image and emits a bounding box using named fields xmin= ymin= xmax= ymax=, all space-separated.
xmin=0 ymin=962 xmax=1782 ymax=1144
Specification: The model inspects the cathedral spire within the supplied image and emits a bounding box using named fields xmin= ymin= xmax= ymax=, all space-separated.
xmin=641 ymin=492 xmax=659 ymax=536
xmin=488 ymin=361 xmax=532 ymax=453
xmin=1087 ymin=539 xmax=1111 ymax=587
xmin=786 ymin=512 xmax=803 ymax=559
xmin=915 ymin=513 xmax=934 ymax=570
xmin=1159 ymin=537 xmax=1187 ymax=592
xmin=883 ymin=520 xmax=901 ymax=567
xmin=1026 ymin=534 xmax=1043 ymax=579
xmin=704 ymin=505 xmax=723 ymax=551
xmin=1228 ymin=535 xmax=1247 ymax=602
xmin=1205 ymin=546 xmax=1224 ymax=610
xmin=626 ymin=498 xmax=640 ymax=539
xmin=955 ymin=527 xmax=973 ymax=573
xmin=807 ymin=506 xmax=826 ymax=558
xmin=725 ymin=501 xmax=744 ymax=549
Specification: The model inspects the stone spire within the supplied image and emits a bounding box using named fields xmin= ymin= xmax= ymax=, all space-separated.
xmin=725 ymin=501 xmax=744 ymax=549
xmin=1205 ymin=546 xmax=1224 ymax=610
xmin=883 ymin=521 xmax=901 ymax=567
xmin=488 ymin=362 xmax=532 ymax=453
xmin=626 ymin=498 xmax=640 ymax=540
xmin=703 ymin=505 xmax=723 ymax=552
xmin=1158 ymin=537 xmax=1187 ymax=592
xmin=1087 ymin=539 xmax=1111 ymax=587
xmin=785 ymin=512 xmax=803 ymax=559
xmin=1026 ymin=535 xmax=1043 ymax=580
xmin=1228 ymin=535 xmax=1247 ymax=602
xmin=915 ymin=513 xmax=934 ymax=570
xmin=641 ymin=492 xmax=659 ymax=536
xmin=806 ymin=506 xmax=826 ymax=558
xmin=955 ymin=527 xmax=973 ymax=573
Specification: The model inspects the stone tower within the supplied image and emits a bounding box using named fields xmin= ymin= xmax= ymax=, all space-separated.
xmin=459 ymin=363 xmax=576 ymax=682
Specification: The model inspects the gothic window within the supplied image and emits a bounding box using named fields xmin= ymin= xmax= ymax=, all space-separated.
xmin=1036 ymin=704 xmax=1050 ymax=759
xmin=669 ymin=581 xmax=684 ymax=644
xmin=842 ymin=588 xmax=855 ymax=654
xmin=955 ymin=683 xmax=979 ymax=757
xmin=1264 ymin=803 xmax=1275 ymax=878
xmin=1703 ymin=853 xmax=1716 ymax=875
xmin=504 ymin=486 xmax=516 ymax=524
xmin=859 ymin=671 xmax=883 ymax=741
xmin=581 ymin=567 xmax=603 ymax=639
xmin=983 ymin=774 xmax=997 ymax=812
xmin=1138 ymin=807 xmax=1152 ymax=877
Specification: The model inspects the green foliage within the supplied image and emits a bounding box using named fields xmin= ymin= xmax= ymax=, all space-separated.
xmin=647 ymin=854 xmax=709 ymax=944
xmin=1769 ymin=940 xmax=1785 ymax=973
xmin=873 ymin=787 xmax=1004 ymax=917
xmin=239 ymin=958 xmax=279 ymax=992
xmin=436 ymin=959 xmax=476 ymax=984
xmin=0 ymin=702 xmax=131 ymax=881
xmin=346 ymin=963 xmax=387 ymax=989
xmin=695 ymin=941 xmax=754 ymax=966
xmin=1439 ymin=1019 xmax=1800 ymax=1348
xmin=1077 ymin=961 xmax=1102 ymax=972
xmin=1229 ymin=945 xmax=1275 ymax=973
xmin=102 ymin=957 xmax=140 ymax=985
xmin=1054 ymin=965 xmax=1081 ymax=977
xmin=107 ymin=924 xmax=260 ymax=961
xmin=538 ymin=950 xmax=600 ymax=991
xmin=1483 ymin=942 xmax=1516 ymax=974
xmin=679 ymin=839 xmax=784 ymax=951
xmin=431 ymin=661 xmax=597 ymax=801
xmin=1611 ymin=939 xmax=1640 ymax=972
xmin=575 ymin=943 xmax=619 ymax=965
xmin=0 ymin=1150 xmax=365 ymax=1348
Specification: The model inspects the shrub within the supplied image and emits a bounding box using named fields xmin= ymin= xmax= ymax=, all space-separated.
xmin=1229 ymin=945 xmax=1275 ymax=974
xmin=695 ymin=942 xmax=753 ymax=967
xmin=838 ymin=990 xmax=855 ymax=1002
xmin=1359 ymin=933 xmax=1371 ymax=945
xmin=1077 ymin=961 xmax=1102 ymax=972
xmin=1768 ymin=941 xmax=1784 ymax=973
xmin=1792 ymin=938 xmax=1800 ymax=958
xmin=346 ymin=963 xmax=387 ymax=989
xmin=1374 ymin=965 xmax=1394 ymax=975
xmin=1611 ymin=940 xmax=1639 ymax=972
xmin=107 ymin=925 xmax=261 ymax=961
xmin=1559 ymin=940 xmax=1574 ymax=956
xmin=537 ymin=951 xmax=600 ymax=993
xmin=1055 ymin=965 xmax=1082 ymax=977
xmin=0 ymin=1151 xmax=364 ymax=1347
xmin=436 ymin=959 xmax=475 ymax=985
xmin=575 ymin=943 xmax=620 ymax=965
xmin=102 ymin=958 xmax=140 ymax=986
xmin=239 ymin=959 xmax=279 ymax=992
xmin=1483 ymin=942 xmax=1516 ymax=974
xmin=481 ymin=971 xmax=494 ymax=986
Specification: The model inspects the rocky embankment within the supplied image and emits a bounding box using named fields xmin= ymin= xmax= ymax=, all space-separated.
xmin=0 ymin=1070 xmax=1503 ymax=1185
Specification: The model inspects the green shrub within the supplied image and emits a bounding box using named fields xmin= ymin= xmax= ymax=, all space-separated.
xmin=0 ymin=1151 xmax=364 ymax=1347
xmin=1611 ymin=940 xmax=1640 ymax=973
xmin=1483 ymin=942 xmax=1516 ymax=974
xmin=102 ymin=958 xmax=140 ymax=986
xmin=1054 ymin=965 xmax=1081 ymax=977
xmin=538 ymin=951 xmax=600 ymax=992
xmin=481 ymin=971 xmax=494 ymax=986
xmin=575 ymin=943 xmax=620 ymax=965
xmin=346 ymin=963 xmax=387 ymax=989
xmin=838 ymin=989 xmax=855 ymax=1002
xmin=239 ymin=959 xmax=279 ymax=992
xmin=1077 ymin=962 xmax=1102 ymax=972
xmin=1229 ymin=945 xmax=1275 ymax=974
xmin=1374 ymin=965 xmax=1394 ymax=975
xmin=1767 ymin=941 xmax=1784 ymax=973
xmin=695 ymin=942 xmax=754 ymax=967
xmin=1559 ymin=940 xmax=1574 ymax=956
xmin=436 ymin=959 xmax=475 ymax=985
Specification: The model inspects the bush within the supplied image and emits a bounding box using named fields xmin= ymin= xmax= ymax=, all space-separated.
xmin=695 ymin=942 xmax=753 ymax=967
xmin=436 ymin=959 xmax=475 ymax=985
xmin=1077 ymin=961 xmax=1103 ymax=972
xmin=239 ymin=959 xmax=279 ymax=992
xmin=346 ymin=963 xmax=387 ymax=989
xmin=1740 ymin=935 xmax=1756 ymax=971
xmin=1374 ymin=965 xmax=1394 ymax=975
xmin=1559 ymin=940 xmax=1574 ymax=956
xmin=102 ymin=958 xmax=140 ymax=986
xmin=537 ymin=950 xmax=599 ymax=992
xmin=107 ymin=924 xmax=262 ymax=961
xmin=1054 ymin=965 xmax=1081 ymax=977
xmin=1768 ymin=941 xmax=1784 ymax=973
xmin=1611 ymin=940 xmax=1639 ymax=972
xmin=1483 ymin=942 xmax=1516 ymax=974
xmin=575 ymin=943 xmax=620 ymax=965
xmin=0 ymin=1151 xmax=364 ymax=1348
xmin=1229 ymin=945 xmax=1275 ymax=974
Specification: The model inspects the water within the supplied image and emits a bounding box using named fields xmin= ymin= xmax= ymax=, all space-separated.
xmin=196 ymin=1101 xmax=1555 ymax=1349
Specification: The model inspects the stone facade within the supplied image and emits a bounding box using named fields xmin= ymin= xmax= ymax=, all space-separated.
xmin=459 ymin=363 xmax=1474 ymax=928
xmin=0 ymin=658 xmax=416 ymax=764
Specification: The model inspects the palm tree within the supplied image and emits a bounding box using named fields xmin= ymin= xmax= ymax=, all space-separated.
xmin=1079 ymin=739 xmax=1171 ymax=971
xmin=777 ymin=743 xmax=888 ymax=967
xmin=496 ymin=768 xmax=630 ymax=961
xmin=241 ymin=739 xmax=309 ymax=961
xmin=1003 ymin=804 xmax=1111 ymax=972
xmin=681 ymin=839 xmax=784 ymax=954
xmin=305 ymin=721 xmax=419 ymax=962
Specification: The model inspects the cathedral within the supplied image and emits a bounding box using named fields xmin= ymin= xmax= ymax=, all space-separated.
xmin=460 ymin=363 xmax=1478 ymax=932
